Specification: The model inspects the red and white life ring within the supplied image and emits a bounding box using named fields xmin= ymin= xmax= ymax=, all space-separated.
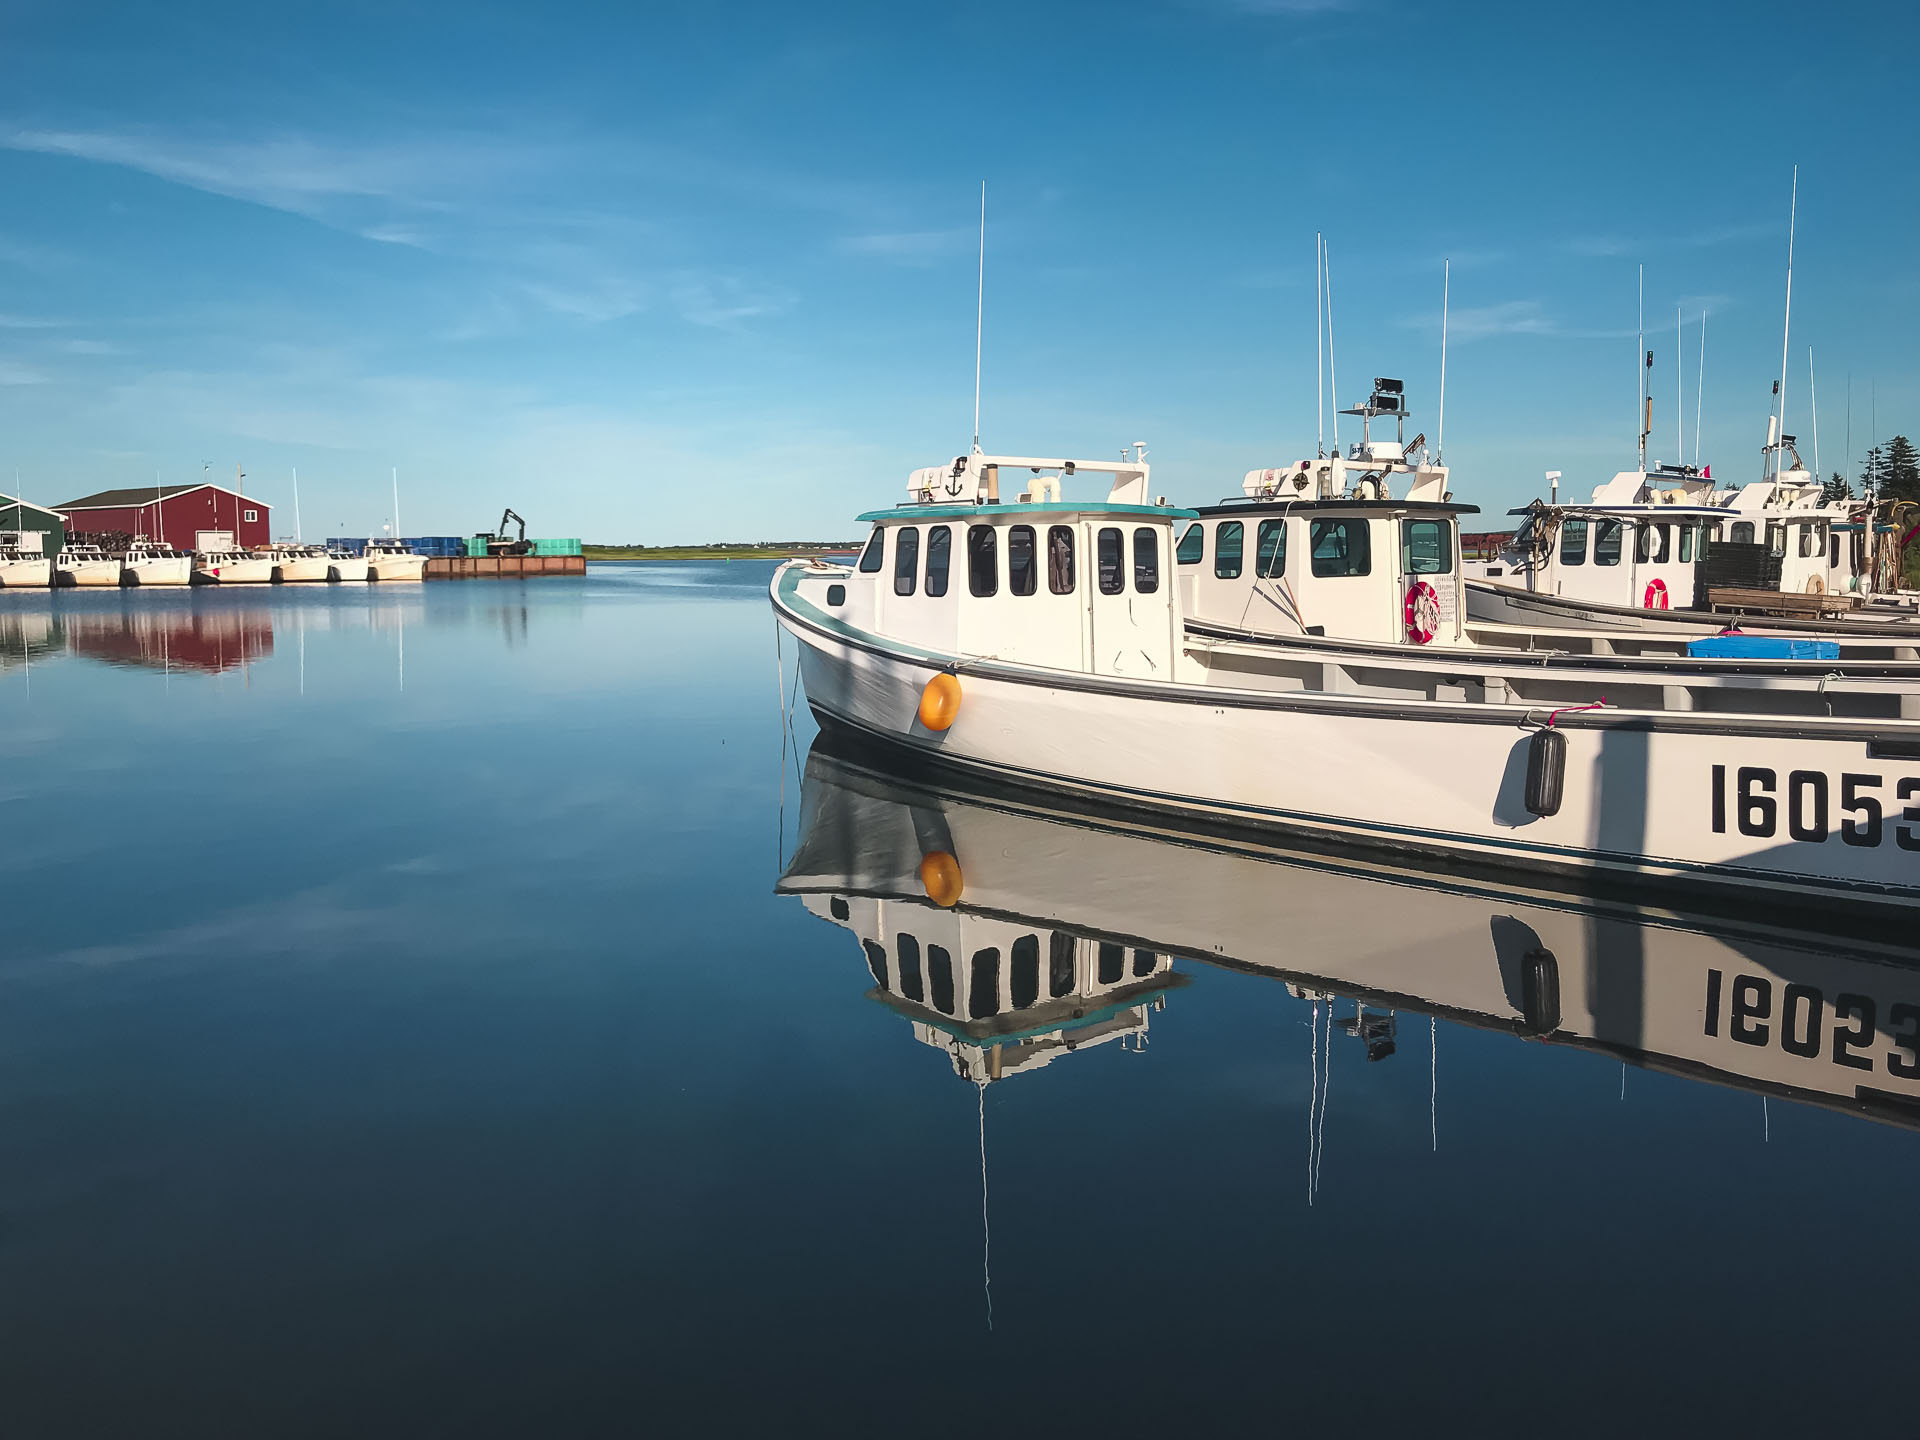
xmin=1642 ymin=577 xmax=1670 ymax=610
xmin=1404 ymin=579 xmax=1441 ymax=644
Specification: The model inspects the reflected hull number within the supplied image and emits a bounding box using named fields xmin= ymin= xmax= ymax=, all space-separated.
xmin=1705 ymin=969 xmax=1920 ymax=1077
xmin=1710 ymin=765 xmax=1920 ymax=848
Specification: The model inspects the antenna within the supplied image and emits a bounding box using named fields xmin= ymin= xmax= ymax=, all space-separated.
xmin=1437 ymin=258 xmax=1450 ymax=463
xmin=1675 ymin=306 xmax=1682 ymax=464
xmin=1637 ymin=264 xmax=1646 ymax=471
xmin=1808 ymin=347 xmax=1820 ymax=479
xmin=1775 ymin=165 xmax=1798 ymax=481
xmin=1315 ymin=233 xmax=1325 ymax=458
xmin=971 ymin=182 xmax=985 ymax=454
xmin=1326 ymin=244 xmax=1339 ymax=456
xmin=1696 ymin=309 xmax=1707 ymax=469
xmin=392 ymin=466 xmax=401 ymax=538
xmin=293 ymin=467 xmax=302 ymax=544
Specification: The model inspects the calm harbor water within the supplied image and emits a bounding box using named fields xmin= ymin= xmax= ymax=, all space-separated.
xmin=2 ymin=562 xmax=1915 ymax=1436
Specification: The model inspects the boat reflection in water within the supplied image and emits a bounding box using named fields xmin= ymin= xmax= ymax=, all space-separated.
xmin=780 ymin=735 xmax=1920 ymax=1126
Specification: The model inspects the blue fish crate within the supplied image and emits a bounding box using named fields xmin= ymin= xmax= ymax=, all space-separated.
xmin=325 ymin=537 xmax=367 ymax=556
xmin=403 ymin=536 xmax=464 ymax=557
xmin=1687 ymin=635 xmax=1840 ymax=660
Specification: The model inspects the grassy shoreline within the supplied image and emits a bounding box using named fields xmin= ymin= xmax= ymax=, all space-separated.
xmin=583 ymin=544 xmax=858 ymax=561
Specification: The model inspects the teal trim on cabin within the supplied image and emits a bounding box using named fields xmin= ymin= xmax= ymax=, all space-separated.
xmin=856 ymin=501 xmax=1197 ymax=524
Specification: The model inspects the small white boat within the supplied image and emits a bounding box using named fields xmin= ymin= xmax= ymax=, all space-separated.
xmin=325 ymin=548 xmax=370 ymax=582
xmin=193 ymin=546 xmax=275 ymax=584
xmin=56 ymin=543 xmax=123 ymax=587
xmin=255 ymin=544 xmax=333 ymax=583
xmin=120 ymin=539 xmax=193 ymax=586
xmin=364 ymin=538 xmax=427 ymax=581
xmin=0 ymin=530 xmax=52 ymax=588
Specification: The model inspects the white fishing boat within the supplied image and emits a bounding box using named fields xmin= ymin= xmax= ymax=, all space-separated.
xmin=0 ymin=530 xmax=52 ymax=588
xmin=325 ymin=547 xmax=370 ymax=582
xmin=255 ymin=543 xmax=332 ymax=583
xmin=364 ymin=538 xmax=427 ymax=581
xmin=782 ymin=742 xmax=1920 ymax=1122
xmin=120 ymin=538 xmax=193 ymax=586
xmin=771 ymin=446 xmax=1920 ymax=922
xmin=55 ymin=543 xmax=123 ymax=587
xmin=193 ymin=543 xmax=274 ymax=584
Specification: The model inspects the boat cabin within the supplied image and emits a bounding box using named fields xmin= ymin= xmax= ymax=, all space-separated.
xmin=1181 ymin=380 xmax=1479 ymax=646
xmin=822 ymin=450 xmax=1195 ymax=678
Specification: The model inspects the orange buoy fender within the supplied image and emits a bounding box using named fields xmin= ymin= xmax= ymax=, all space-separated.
xmin=917 ymin=672 xmax=962 ymax=731
xmin=919 ymin=851 xmax=964 ymax=907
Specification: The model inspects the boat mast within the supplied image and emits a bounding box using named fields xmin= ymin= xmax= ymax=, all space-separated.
xmin=1808 ymin=347 xmax=1820 ymax=479
xmin=1315 ymin=233 xmax=1325 ymax=459
xmin=1696 ymin=309 xmax=1707 ymax=470
xmin=1326 ymin=245 xmax=1340 ymax=456
xmin=392 ymin=467 xmax=402 ymax=538
xmin=972 ymin=182 xmax=985 ymax=455
xmin=1675 ymin=307 xmax=1682 ymax=466
xmin=293 ymin=466 xmax=302 ymax=544
xmin=1774 ymin=166 xmax=1798 ymax=482
xmin=1637 ymin=265 xmax=1644 ymax=471
xmin=1438 ymin=259 xmax=1450 ymax=464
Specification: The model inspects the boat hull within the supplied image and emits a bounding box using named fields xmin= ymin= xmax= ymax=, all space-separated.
xmin=271 ymin=558 xmax=333 ymax=583
xmin=366 ymin=556 xmax=427 ymax=581
xmin=0 ymin=558 xmax=52 ymax=588
xmin=1467 ymin=578 xmax=1920 ymax=638
xmin=57 ymin=561 xmax=123 ymax=587
xmin=327 ymin=558 xmax=370 ymax=582
xmin=193 ymin=559 xmax=276 ymax=584
xmin=121 ymin=559 xmax=193 ymax=586
xmin=775 ymin=569 xmax=1920 ymax=917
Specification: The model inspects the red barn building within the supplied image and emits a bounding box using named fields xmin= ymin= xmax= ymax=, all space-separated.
xmin=55 ymin=483 xmax=271 ymax=550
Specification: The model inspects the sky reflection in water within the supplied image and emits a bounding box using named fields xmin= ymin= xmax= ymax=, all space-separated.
xmin=0 ymin=562 xmax=1914 ymax=1437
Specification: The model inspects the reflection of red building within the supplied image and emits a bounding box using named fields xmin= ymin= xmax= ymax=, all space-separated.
xmin=62 ymin=608 xmax=274 ymax=673
xmin=55 ymin=483 xmax=271 ymax=550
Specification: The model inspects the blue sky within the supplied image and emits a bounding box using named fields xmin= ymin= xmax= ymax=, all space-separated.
xmin=1 ymin=0 xmax=1915 ymax=541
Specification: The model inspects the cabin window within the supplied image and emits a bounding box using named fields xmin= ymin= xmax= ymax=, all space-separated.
xmin=925 ymin=525 xmax=951 ymax=597
xmin=1766 ymin=522 xmax=1786 ymax=556
xmin=1008 ymin=525 xmax=1036 ymax=596
xmin=1640 ymin=522 xmax=1669 ymax=564
xmin=968 ymin=524 xmax=998 ymax=597
xmin=830 ymin=897 xmax=849 ymax=920
xmin=1048 ymin=526 xmax=1075 ymax=594
xmin=858 ymin=529 xmax=885 ymax=572
xmin=1594 ymin=519 xmax=1623 ymax=566
xmin=1255 ymin=519 xmax=1287 ymax=577
xmin=969 ymin=948 xmax=1001 ymax=1019
xmin=896 ymin=934 xmax=925 ymax=1003
xmin=1309 ymin=518 xmax=1372 ymax=577
xmin=1133 ymin=528 xmax=1159 ymax=593
xmin=1678 ymin=525 xmax=1694 ymax=564
xmin=894 ymin=527 xmax=920 ymax=595
xmin=826 ymin=583 xmax=846 ymax=605
xmin=1559 ymin=519 xmax=1588 ymax=565
xmin=1010 ymin=935 xmax=1039 ymax=1009
xmin=1132 ymin=948 xmax=1157 ymax=978
xmin=1830 ymin=532 xmax=1841 ymax=568
xmin=1098 ymin=528 xmax=1124 ymax=594
xmin=1214 ymin=521 xmax=1244 ymax=579
xmin=1097 ymin=942 xmax=1125 ymax=985
xmin=1730 ymin=520 xmax=1754 ymax=545
xmin=1177 ymin=523 xmax=1204 ymax=565
xmin=1798 ymin=523 xmax=1820 ymax=559
xmin=1401 ymin=519 xmax=1452 ymax=575
xmin=1048 ymin=932 xmax=1075 ymax=997
xmin=862 ymin=940 xmax=888 ymax=989
xmin=928 ymin=945 xmax=956 ymax=1015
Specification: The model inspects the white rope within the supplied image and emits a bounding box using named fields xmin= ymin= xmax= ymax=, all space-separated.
xmin=978 ymin=1081 xmax=993 ymax=1331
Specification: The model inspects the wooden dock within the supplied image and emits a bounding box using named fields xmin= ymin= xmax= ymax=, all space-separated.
xmin=424 ymin=555 xmax=586 ymax=580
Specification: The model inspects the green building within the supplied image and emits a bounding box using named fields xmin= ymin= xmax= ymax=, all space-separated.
xmin=0 ymin=493 xmax=67 ymax=556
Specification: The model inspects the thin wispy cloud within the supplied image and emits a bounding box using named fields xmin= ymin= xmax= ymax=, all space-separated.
xmin=1405 ymin=299 xmax=1556 ymax=341
xmin=838 ymin=229 xmax=973 ymax=267
xmin=1199 ymin=0 xmax=1359 ymax=14
xmin=1566 ymin=220 xmax=1778 ymax=258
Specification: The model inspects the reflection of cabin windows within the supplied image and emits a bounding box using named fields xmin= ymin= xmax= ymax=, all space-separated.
xmin=1048 ymin=526 xmax=1075 ymax=594
xmin=968 ymin=525 xmax=998 ymax=597
xmin=1010 ymin=935 xmax=1039 ymax=1009
xmin=1401 ymin=519 xmax=1452 ymax=574
xmin=863 ymin=940 xmax=888 ymax=989
xmin=830 ymin=897 xmax=849 ymax=920
xmin=969 ymin=949 xmax=1001 ymax=1019
xmin=896 ymin=933 xmax=925 ymax=1003
xmin=1214 ymin=521 xmax=1244 ymax=579
xmin=1097 ymin=943 xmax=1124 ymax=985
xmin=1098 ymin=528 xmax=1124 ymax=594
xmin=1730 ymin=520 xmax=1754 ymax=544
xmin=1009 ymin=526 xmax=1037 ymax=596
xmin=925 ymin=526 xmax=952 ymax=597
xmin=1594 ymin=519 xmax=1623 ymax=565
xmin=1255 ymin=519 xmax=1286 ymax=577
xmin=859 ymin=529 xmax=885 ymax=572
xmin=928 ymin=946 xmax=956 ymax=1015
xmin=1309 ymin=518 xmax=1371 ymax=577
xmin=1679 ymin=524 xmax=1694 ymax=563
xmin=1133 ymin=528 xmax=1159 ymax=593
xmin=1766 ymin=522 xmax=1786 ymax=556
xmin=1131 ymin=948 xmax=1156 ymax=978
xmin=1048 ymin=932 xmax=1076 ymax=997
xmin=894 ymin=527 xmax=920 ymax=596
xmin=1177 ymin=523 xmax=1204 ymax=564
xmin=1560 ymin=519 xmax=1588 ymax=565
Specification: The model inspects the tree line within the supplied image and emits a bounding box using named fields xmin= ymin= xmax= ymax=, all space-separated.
xmin=1820 ymin=434 xmax=1918 ymax=503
